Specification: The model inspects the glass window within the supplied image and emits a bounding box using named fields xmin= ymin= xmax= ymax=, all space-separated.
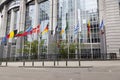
xmin=6 ymin=11 xmax=11 ymax=35
xmin=38 ymin=0 xmax=50 ymax=40
xmin=25 ymin=1 xmax=35 ymax=29
xmin=58 ymin=0 xmax=99 ymax=43
xmin=13 ymin=8 xmax=19 ymax=30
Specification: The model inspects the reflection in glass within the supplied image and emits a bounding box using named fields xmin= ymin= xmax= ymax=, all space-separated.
xmin=26 ymin=1 xmax=35 ymax=29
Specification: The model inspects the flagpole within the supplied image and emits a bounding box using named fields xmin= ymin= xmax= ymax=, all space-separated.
xmin=37 ymin=33 xmax=39 ymax=60
xmin=90 ymin=29 xmax=93 ymax=59
xmin=90 ymin=11 xmax=93 ymax=59
xmin=1 ymin=38 xmax=5 ymax=61
xmin=66 ymin=13 xmax=69 ymax=59
xmin=29 ymin=40 xmax=31 ymax=60
xmin=29 ymin=33 xmax=34 ymax=60
xmin=75 ymin=0 xmax=79 ymax=59
xmin=6 ymin=39 xmax=8 ymax=60
xmin=10 ymin=39 xmax=12 ymax=60
xmin=21 ymin=36 xmax=24 ymax=60
xmin=78 ymin=8 xmax=82 ymax=60
xmin=21 ymin=38 xmax=23 ymax=60
xmin=37 ymin=32 xmax=41 ymax=60
xmin=47 ymin=31 xmax=49 ymax=59
xmin=67 ymin=30 xmax=69 ymax=59
xmin=87 ymin=12 xmax=93 ymax=60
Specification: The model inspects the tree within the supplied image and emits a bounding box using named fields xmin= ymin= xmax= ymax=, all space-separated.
xmin=18 ymin=40 xmax=45 ymax=59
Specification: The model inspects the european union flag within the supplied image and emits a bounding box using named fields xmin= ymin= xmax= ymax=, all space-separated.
xmin=74 ymin=24 xmax=79 ymax=34
xmin=1 ymin=37 xmax=7 ymax=44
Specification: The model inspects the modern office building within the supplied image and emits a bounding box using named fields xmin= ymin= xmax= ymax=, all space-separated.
xmin=99 ymin=0 xmax=120 ymax=57
xmin=0 ymin=0 xmax=119 ymax=59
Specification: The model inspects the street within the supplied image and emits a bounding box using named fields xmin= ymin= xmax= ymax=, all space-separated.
xmin=0 ymin=67 xmax=120 ymax=80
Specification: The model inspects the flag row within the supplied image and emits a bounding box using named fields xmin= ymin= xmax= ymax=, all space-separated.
xmin=1 ymin=20 xmax=104 ymax=43
xmin=1 ymin=24 xmax=49 ymax=43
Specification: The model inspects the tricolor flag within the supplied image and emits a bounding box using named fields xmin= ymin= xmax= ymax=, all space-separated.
xmin=42 ymin=24 xmax=49 ymax=35
xmin=7 ymin=30 xmax=17 ymax=39
xmin=99 ymin=20 xmax=104 ymax=34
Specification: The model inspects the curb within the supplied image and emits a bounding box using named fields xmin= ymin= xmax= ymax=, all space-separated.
xmin=19 ymin=66 xmax=93 ymax=68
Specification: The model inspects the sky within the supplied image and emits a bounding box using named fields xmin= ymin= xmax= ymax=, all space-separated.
xmin=85 ymin=0 xmax=97 ymax=11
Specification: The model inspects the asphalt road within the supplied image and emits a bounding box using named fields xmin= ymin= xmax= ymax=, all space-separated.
xmin=0 ymin=67 xmax=120 ymax=80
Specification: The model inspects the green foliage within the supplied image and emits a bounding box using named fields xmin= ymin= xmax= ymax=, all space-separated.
xmin=59 ymin=42 xmax=67 ymax=58
xmin=58 ymin=41 xmax=85 ymax=59
xmin=18 ymin=40 xmax=45 ymax=55
xmin=58 ymin=41 xmax=76 ymax=58
xmin=69 ymin=43 xmax=76 ymax=53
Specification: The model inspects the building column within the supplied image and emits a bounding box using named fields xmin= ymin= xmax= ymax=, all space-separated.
xmin=99 ymin=0 xmax=107 ymax=55
xmin=0 ymin=5 xmax=8 ymax=59
xmin=9 ymin=9 xmax=15 ymax=43
xmin=49 ymin=0 xmax=58 ymax=34
xmin=8 ymin=9 xmax=16 ymax=58
xmin=48 ymin=0 xmax=58 ymax=55
xmin=74 ymin=0 xmax=79 ymax=59
xmin=0 ymin=5 xmax=7 ymax=38
xmin=34 ymin=0 xmax=39 ymax=26
xmin=19 ymin=0 xmax=26 ymax=31
xmin=74 ymin=0 xmax=78 ymax=26
xmin=16 ymin=0 xmax=26 ymax=57
xmin=33 ymin=0 xmax=39 ymax=40
xmin=0 ymin=13 xmax=2 ymax=39
xmin=52 ymin=0 xmax=58 ymax=35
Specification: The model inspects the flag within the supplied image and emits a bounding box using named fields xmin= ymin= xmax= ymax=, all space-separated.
xmin=1 ymin=37 xmax=7 ymax=44
xmin=99 ymin=20 xmax=104 ymax=34
xmin=15 ymin=31 xmax=24 ymax=37
xmin=55 ymin=25 xmax=58 ymax=36
xmin=65 ymin=21 xmax=69 ymax=33
xmin=9 ymin=31 xmax=14 ymax=38
xmin=29 ymin=25 xmax=40 ymax=34
xmin=42 ymin=24 xmax=49 ymax=35
xmin=74 ymin=24 xmax=79 ymax=34
xmin=55 ymin=25 xmax=58 ymax=31
xmin=25 ymin=26 xmax=33 ymax=32
xmin=60 ymin=29 xmax=65 ymax=35
xmin=87 ymin=20 xmax=91 ymax=37
xmin=22 ymin=26 xmax=33 ymax=36
xmin=37 ymin=25 xmax=40 ymax=33
xmin=6 ymin=34 xmax=10 ymax=39
xmin=7 ymin=30 xmax=17 ymax=38
xmin=65 ymin=13 xmax=69 ymax=33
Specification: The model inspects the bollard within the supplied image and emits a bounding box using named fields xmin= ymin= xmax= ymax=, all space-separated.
xmin=79 ymin=60 xmax=81 ymax=67
xmin=42 ymin=60 xmax=44 ymax=67
xmin=57 ymin=61 xmax=59 ymax=66
xmin=54 ymin=60 xmax=55 ymax=66
xmin=0 ymin=61 xmax=2 ymax=66
xmin=32 ymin=61 xmax=34 ymax=67
xmin=23 ymin=61 xmax=25 ymax=66
xmin=66 ymin=60 xmax=68 ymax=67
xmin=6 ymin=61 xmax=8 ymax=66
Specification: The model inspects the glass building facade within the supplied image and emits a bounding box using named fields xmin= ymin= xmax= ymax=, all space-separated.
xmin=0 ymin=0 xmax=101 ymax=59
xmin=57 ymin=0 xmax=99 ymax=42
xmin=57 ymin=0 xmax=100 ymax=54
